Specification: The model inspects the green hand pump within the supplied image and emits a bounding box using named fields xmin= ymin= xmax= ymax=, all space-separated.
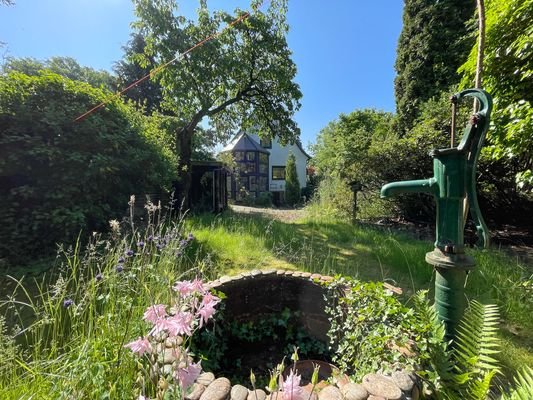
xmin=381 ymin=89 xmax=492 ymax=340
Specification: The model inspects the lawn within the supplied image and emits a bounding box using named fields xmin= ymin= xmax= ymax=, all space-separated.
xmin=1 ymin=207 xmax=531 ymax=398
xmin=186 ymin=208 xmax=533 ymax=380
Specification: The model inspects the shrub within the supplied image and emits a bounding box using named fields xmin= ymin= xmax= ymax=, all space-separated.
xmin=285 ymin=152 xmax=300 ymax=206
xmin=0 ymin=71 xmax=177 ymax=263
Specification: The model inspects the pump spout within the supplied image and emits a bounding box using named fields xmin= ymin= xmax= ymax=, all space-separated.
xmin=380 ymin=178 xmax=437 ymax=198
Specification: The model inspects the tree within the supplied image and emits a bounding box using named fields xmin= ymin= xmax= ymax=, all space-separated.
xmin=394 ymin=0 xmax=476 ymax=134
xmin=285 ymin=152 xmax=300 ymax=206
xmin=459 ymin=0 xmax=533 ymax=192
xmin=2 ymin=56 xmax=117 ymax=92
xmin=0 ymin=71 xmax=176 ymax=262
xmin=131 ymin=0 xmax=302 ymax=206
xmin=113 ymin=33 xmax=164 ymax=114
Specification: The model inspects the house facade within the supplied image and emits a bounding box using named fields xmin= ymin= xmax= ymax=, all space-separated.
xmin=221 ymin=131 xmax=311 ymax=203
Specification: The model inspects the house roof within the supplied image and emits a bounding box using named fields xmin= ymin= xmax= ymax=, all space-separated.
xmin=221 ymin=131 xmax=270 ymax=154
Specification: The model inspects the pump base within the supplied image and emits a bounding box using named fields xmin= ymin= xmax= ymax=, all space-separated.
xmin=426 ymin=247 xmax=475 ymax=270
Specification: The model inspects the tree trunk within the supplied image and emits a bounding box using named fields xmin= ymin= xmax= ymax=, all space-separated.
xmin=175 ymin=113 xmax=204 ymax=210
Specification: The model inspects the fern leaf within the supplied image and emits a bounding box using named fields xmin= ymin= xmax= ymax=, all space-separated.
xmin=501 ymin=367 xmax=533 ymax=400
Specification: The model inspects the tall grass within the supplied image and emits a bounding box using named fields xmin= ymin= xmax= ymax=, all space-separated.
xmin=0 ymin=200 xmax=213 ymax=399
xmin=186 ymin=209 xmax=533 ymax=378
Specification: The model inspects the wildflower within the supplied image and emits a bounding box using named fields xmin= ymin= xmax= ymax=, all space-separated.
xmin=174 ymin=361 xmax=202 ymax=390
xmin=179 ymin=239 xmax=188 ymax=248
xmin=176 ymin=250 xmax=182 ymax=257
xmin=147 ymin=235 xmax=153 ymax=242
xmin=116 ymin=264 xmax=124 ymax=273
xmin=166 ymin=312 xmax=194 ymax=336
xmin=197 ymin=292 xmax=220 ymax=327
xmin=109 ymin=219 xmax=120 ymax=233
xmin=187 ymin=233 xmax=195 ymax=242
xmin=192 ymin=278 xmax=205 ymax=293
xmin=124 ymin=337 xmax=152 ymax=357
xmin=173 ymin=280 xmax=195 ymax=296
xmin=143 ymin=304 xmax=168 ymax=324
xmin=63 ymin=298 xmax=74 ymax=308
xmin=95 ymin=272 xmax=103 ymax=282
xmin=118 ymin=256 xmax=125 ymax=263
xmin=282 ymin=371 xmax=305 ymax=400
xmin=137 ymin=241 xmax=145 ymax=248
xmin=138 ymin=395 xmax=147 ymax=400
xmin=125 ymin=249 xmax=135 ymax=257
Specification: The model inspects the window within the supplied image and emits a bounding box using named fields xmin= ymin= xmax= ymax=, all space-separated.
xmin=246 ymin=152 xmax=256 ymax=161
xmin=259 ymin=163 xmax=268 ymax=174
xmin=260 ymin=137 xmax=272 ymax=148
xmin=272 ymin=166 xmax=285 ymax=180
xmin=245 ymin=163 xmax=256 ymax=174
xmin=249 ymin=176 xmax=257 ymax=191
xmin=259 ymin=153 xmax=268 ymax=164
xmin=259 ymin=176 xmax=268 ymax=191
xmin=234 ymin=151 xmax=244 ymax=161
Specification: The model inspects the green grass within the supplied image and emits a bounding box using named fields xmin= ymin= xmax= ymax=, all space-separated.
xmin=186 ymin=209 xmax=533 ymax=380
xmin=1 ymin=207 xmax=531 ymax=398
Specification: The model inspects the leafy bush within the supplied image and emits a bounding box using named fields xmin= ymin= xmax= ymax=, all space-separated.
xmin=255 ymin=191 xmax=273 ymax=207
xmin=325 ymin=277 xmax=427 ymax=380
xmin=0 ymin=72 xmax=177 ymax=263
xmin=285 ymin=152 xmax=300 ymax=206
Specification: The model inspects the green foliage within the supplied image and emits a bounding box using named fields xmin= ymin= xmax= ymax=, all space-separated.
xmin=459 ymin=0 xmax=533 ymax=192
xmin=2 ymin=56 xmax=118 ymax=92
xmin=132 ymin=0 xmax=302 ymax=203
xmin=0 ymin=205 xmax=205 ymax=398
xmin=0 ymin=72 xmax=177 ymax=262
xmin=501 ymin=367 xmax=533 ymax=400
xmin=394 ymin=0 xmax=475 ymax=134
xmin=325 ymin=277 xmax=424 ymax=380
xmin=113 ymin=33 xmax=164 ymax=114
xmin=285 ymin=152 xmax=300 ymax=206
xmin=192 ymin=306 xmax=328 ymax=386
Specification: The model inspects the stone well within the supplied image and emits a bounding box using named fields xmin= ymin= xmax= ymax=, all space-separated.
xmin=208 ymin=269 xmax=337 ymax=343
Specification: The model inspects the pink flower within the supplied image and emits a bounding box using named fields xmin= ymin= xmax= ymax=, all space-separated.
xmin=192 ymin=277 xmax=206 ymax=293
xmin=166 ymin=312 xmax=194 ymax=336
xmin=283 ymin=371 xmax=305 ymax=400
xmin=143 ymin=304 xmax=167 ymax=324
xmin=138 ymin=395 xmax=147 ymax=400
xmin=201 ymin=292 xmax=220 ymax=306
xmin=173 ymin=280 xmax=195 ymax=296
xmin=197 ymin=302 xmax=217 ymax=327
xmin=124 ymin=337 xmax=152 ymax=357
xmin=174 ymin=361 xmax=202 ymax=389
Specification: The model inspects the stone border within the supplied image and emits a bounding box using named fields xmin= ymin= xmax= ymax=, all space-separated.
xmin=176 ymin=270 xmax=419 ymax=400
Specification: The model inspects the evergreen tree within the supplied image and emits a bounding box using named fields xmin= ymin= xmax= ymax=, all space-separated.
xmin=394 ymin=0 xmax=476 ymax=134
xmin=285 ymin=152 xmax=300 ymax=206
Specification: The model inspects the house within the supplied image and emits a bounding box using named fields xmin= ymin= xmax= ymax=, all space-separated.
xmin=220 ymin=131 xmax=311 ymax=204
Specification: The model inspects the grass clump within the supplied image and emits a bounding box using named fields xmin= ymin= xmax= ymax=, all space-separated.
xmin=0 ymin=202 xmax=213 ymax=399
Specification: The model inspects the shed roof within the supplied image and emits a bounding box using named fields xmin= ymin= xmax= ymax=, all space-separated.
xmin=221 ymin=131 xmax=270 ymax=154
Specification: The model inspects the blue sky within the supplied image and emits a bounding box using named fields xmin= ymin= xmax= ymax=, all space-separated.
xmin=0 ymin=0 xmax=403 ymax=150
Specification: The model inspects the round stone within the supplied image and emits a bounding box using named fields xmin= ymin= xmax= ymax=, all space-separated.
xmin=318 ymin=385 xmax=343 ymax=400
xmin=231 ymin=385 xmax=249 ymax=400
xmin=341 ymin=383 xmax=368 ymax=400
xmin=186 ymin=383 xmax=207 ymax=400
xmin=197 ymin=372 xmax=216 ymax=387
xmin=392 ymin=371 xmax=415 ymax=392
xmin=362 ymin=374 xmax=402 ymax=400
xmin=200 ymin=377 xmax=231 ymax=400
xmin=165 ymin=336 xmax=184 ymax=348
xmin=247 ymin=389 xmax=266 ymax=400
xmin=159 ymin=348 xmax=180 ymax=364
xmin=367 ymin=396 xmax=386 ymax=400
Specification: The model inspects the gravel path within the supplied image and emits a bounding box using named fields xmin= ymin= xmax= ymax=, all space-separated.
xmin=229 ymin=204 xmax=305 ymax=223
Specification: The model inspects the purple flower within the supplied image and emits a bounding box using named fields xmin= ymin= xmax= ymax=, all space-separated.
xmin=63 ymin=298 xmax=74 ymax=308
xmin=137 ymin=241 xmax=145 ymax=248
xmin=95 ymin=272 xmax=103 ymax=281
xmin=118 ymin=256 xmax=125 ymax=263
xmin=125 ymin=249 xmax=134 ymax=257
xmin=176 ymin=250 xmax=182 ymax=257
xmin=147 ymin=235 xmax=153 ymax=242
xmin=187 ymin=233 xmax=195 ymax=242
xmin=116 ymin=264 xmax=124 ymax=273
xmin=179 ymin=239 xmax=188 ymax=248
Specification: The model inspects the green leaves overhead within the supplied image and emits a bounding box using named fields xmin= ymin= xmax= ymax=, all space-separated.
xmin=131 ymin=0 xmax=301 ymax=144
xmin=459 ymin=0 xmax=533 ymax=192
